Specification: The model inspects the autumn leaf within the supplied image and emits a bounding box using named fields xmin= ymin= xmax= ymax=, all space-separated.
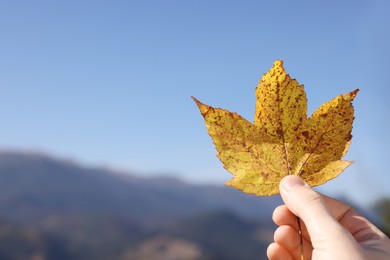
xmin=193 ymin=60 xmax=358 ymax=196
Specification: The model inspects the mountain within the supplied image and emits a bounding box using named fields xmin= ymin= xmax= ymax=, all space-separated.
xmin=0 ymin=151 xmax=280 ymax=259
xmin=0 ymin=151 xmax=281 ymax=222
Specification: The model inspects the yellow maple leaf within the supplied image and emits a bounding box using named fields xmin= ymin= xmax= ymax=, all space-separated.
xmin=193 ymin=60 xmax=358 ymax=196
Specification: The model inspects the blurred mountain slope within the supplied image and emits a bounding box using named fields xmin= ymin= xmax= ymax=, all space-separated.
xmin=0 ymin=151 xmax=280 ymax=222
xmin=0 ymin=151 xmax=278 ymax=259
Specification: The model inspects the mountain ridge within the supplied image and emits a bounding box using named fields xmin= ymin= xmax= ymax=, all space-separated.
xmin=0 ymin=150 xmax=279 ymax=259
xmin=0 ymin=150 xmax=282 ymax=224
xmin=0 ymin=150 xmax=384 ymax=259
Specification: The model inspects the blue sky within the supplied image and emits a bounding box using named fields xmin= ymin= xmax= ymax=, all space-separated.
xmin=0 ymin=1 xmax=389 ymax=207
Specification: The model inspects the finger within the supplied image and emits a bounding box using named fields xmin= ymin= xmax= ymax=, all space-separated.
xmin=339 ymin=208 xmax=389 ymax=242
xmin=279 ymin=176 xmax=345 ymax=238
xmin=321 ymin=194 xmax=352 ymax=220
xmin=274 ymin=192 xmax=350 ymax=227
xmin=273 ymin=205 xmax=294 ymax=225
xmin=267 ymin=242 xmax=294 ymax=260
xmin=308 ymin=195 xmax=388 ymax=243
xmin=273 ymin=205 xmax=310 ymax=241
xmin=274 ymin=225 xmax=313 ymax=260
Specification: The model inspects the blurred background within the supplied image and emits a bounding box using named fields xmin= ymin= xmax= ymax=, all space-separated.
xmin=0 ymin=1 xmax=389 ymax=259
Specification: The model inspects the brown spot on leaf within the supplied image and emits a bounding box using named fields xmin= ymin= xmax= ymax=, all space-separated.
xmin=301 ymin=131 xmax=309 ymax=138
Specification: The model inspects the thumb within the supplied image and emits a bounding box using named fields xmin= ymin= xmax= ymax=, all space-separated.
xmin=279 ymin=175 xmax=346 ymax=240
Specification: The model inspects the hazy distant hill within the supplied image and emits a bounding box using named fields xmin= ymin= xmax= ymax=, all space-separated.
xmin=0 ymin=151 xmax=280 ymax=259
xmin=0 ymin=151 xmax=281 ymax=222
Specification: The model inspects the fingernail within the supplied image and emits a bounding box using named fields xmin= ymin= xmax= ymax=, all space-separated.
xmin=281 ymin=175 xmax=307 ymax=191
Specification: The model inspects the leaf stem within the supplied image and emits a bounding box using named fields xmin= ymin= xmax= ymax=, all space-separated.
xmin=297 ymin=216 xmax=304 ymax=260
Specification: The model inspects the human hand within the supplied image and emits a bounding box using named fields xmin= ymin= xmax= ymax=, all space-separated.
xmin=267 ymin=175 xmax=390 ymax=260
